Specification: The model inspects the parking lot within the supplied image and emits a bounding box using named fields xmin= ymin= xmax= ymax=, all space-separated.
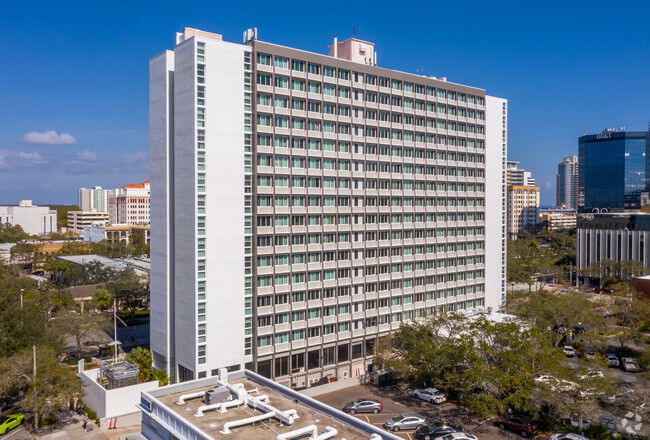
xmin=313 ymin=383 xmax=524 ymax=440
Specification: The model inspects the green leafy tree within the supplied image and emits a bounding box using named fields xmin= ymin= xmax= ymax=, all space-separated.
xmin=513 ymin=290 xmax=605 ymax=348
xmin=507 ymin=238 xmax=557 ymax=292
xmin=608 ymin=282 xmax=650 ymax=348
xmin=92 ymin=289 xmax=112 ymax=311
xmin=129 ymin=232 xmax=149 ymax=257
xmin=58 ymin=241 xmax=92 ymax=256
xmin=106 ymin=268 xmax=149 ymax=319
xmin=0 ymin=346 xmax=84 ymax=429
xmin=151 ymin=368 xmax=171 ymax=386
xmin=52 ymin=308 xmax=111 ymax=359
xmin=0 ymin=223 xmax=32 ymax=243
xmin=385 ymin=313 xmax=567 ymax=417
xmin=126 ymin=347 xmax=153 ymax=383
xmin=92 ymin=239 xmax=129 ymax=259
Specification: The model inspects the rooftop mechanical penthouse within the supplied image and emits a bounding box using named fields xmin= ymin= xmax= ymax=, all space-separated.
xmin=150 ymin=27 xmax=508 ymax=385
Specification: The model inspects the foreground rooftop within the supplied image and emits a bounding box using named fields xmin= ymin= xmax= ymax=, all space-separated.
xmin=140 ymin=369 xmax=395 ymax=440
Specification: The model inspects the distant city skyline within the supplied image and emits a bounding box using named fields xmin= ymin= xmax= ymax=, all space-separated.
xmin=1 ymin=0 xmax=649 ymax=205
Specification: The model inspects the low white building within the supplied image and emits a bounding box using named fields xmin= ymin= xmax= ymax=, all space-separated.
xmin=68 ymin=211 xmax=109 ymax=236
xmin=0 ymin=200 xmax=56 ymax=235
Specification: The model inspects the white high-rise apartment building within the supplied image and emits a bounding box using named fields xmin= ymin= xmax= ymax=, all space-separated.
xmin=78 ymin=186 xmax=110 ymax=212
xmin=506 ymin=161 xmax=535 ymax=186
xmin=556 ymin=155 xmax=578 ymax=209
xmin=150 ymin=28 xmax=508 ymax=385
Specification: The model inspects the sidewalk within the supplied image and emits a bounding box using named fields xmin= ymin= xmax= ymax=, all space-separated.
xmin=35 ymin=414 xmax=140 ymax=440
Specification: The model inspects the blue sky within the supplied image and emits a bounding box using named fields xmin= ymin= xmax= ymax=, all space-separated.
xmin=1 ymin=0 xmax=648 ymax=205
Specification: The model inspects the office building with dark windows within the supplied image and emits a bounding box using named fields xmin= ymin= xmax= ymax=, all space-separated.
xmin=150 ymin=28 xmax=508 ymax=386
xmin=578 ymin=129 xmax=650 ymax=212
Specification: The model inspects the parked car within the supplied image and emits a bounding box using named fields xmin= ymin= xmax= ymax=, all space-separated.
xmin=439 ymin=433 xmax=477 ymax=440
xmin=563 ymin=346 xmax=576 ymax=357
xmin=0 ymin=414 xmax=24 ymax=435
xmin=582 ymin=348 xmax=595 ymax=359
xmin=576 ymin=369 xmax=604 ymax=380
xmin=496 ymin=415 xmax=537 ymax=437
xmin=621 ymin=357 xmax=639 ymax=372
xmin=414 ymin=422 xmax=462 ymax=440
xmin=605 ymin=353 xmax=620 ymax=367
xmin=413 ymin=388 xmax=447 ymax=404
xmin=383 ymin=413 xmax=428 ymax=432
xmin=0 ymin=406 xmax=14 ymax=417
xmin=342 ymin=398 xmax=383 ymax=414
xmin=549 ymin=434 xmax=589 ymax=440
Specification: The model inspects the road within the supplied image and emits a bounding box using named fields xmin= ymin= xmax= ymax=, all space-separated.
xmin=115 ymin=321 xmax=149 ymax=353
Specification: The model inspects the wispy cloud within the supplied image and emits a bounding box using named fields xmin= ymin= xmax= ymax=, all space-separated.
xmin=123 ymin=151 xmax=147 ymax=164
xmin=21 ymin=130 xmax=77 ymax=145
xmin=0 ymin=150 xmax=49 ymax=166
xmin=77 ymin=150 xmax=97 ymax=161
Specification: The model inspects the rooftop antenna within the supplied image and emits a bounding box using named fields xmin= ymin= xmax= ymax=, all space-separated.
xmin=353 ymin=26 xmax=356 ymax=38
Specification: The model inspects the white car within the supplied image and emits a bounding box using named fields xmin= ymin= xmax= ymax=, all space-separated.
xmin=413 ymin=388 xmax=447 ymax=404
xmin=440 ymin=433 xmax=478 ymax=440
xmin=550 ymin=434 xmax=589 ymax=440
xmin=563 ymin=346 xmax=576 ymax=357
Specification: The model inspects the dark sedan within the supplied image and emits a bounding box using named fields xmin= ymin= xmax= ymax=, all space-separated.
xmin=414 ymin=422 xmax=462 ymax=440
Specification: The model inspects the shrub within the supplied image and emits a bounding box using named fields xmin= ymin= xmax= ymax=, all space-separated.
xmin=85 ymin=407 xmax=99 ymax=424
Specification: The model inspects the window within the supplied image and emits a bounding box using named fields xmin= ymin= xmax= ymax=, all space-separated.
xmin=257 ymin=53 xmax=271 ymax=65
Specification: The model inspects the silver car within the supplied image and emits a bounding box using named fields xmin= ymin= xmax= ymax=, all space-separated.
xmin=342 ymin=398 xmax=383 ymax=414
xmin=384 ymin=413 xmax=428 ymax=432
xmin=621 ymin=357 xmax=639 ymax=372
xmin=413 ymin=388 xmax=447 ymax=404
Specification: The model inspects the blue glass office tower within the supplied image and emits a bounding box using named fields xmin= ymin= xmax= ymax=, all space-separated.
xmin=579 ymin=129 xmax=650 ymax=212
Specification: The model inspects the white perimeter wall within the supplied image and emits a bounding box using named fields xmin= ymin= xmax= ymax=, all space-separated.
xmin=78 ymin=369 xmax=159 ymax=419
xmin=484 ymin=96 xmax=507 ymax=310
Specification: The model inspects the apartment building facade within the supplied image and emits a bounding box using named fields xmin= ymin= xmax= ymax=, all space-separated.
xmin=78 ymin=186 xmax=110 ymax=212
xmin=150 ymin=28 xmax=507 ymax=385
xmin=108 ymin=180 xmax=151 ymax=225
xmin=506 ymin=161 xmax=538 ymax=238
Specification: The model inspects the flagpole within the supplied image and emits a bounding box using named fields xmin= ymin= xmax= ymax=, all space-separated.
xmin=114 ymin=299 xmax=117 ymax=362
